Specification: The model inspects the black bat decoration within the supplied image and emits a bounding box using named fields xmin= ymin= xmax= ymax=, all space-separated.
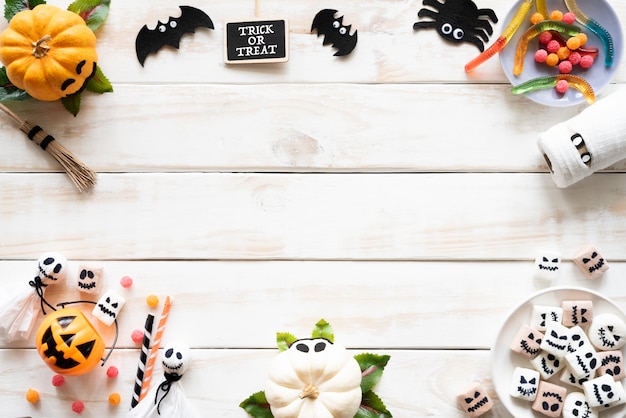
xmin=135 ymin=6 xmax=214 ymax=66
xmin=311 ymin=9 xmax=358 ymax=56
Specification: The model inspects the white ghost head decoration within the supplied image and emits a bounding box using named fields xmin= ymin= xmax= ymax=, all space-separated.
xmin=76 ymin=265 xmax=103 ymax=294
xmin=92 ymin=290 xmax=125 ymax=326
xmin=35 ymin=253 xmax=68 ymax=285
xmin=162 ymin=343 xmax=191 ymax=376
xmin=563 ymin=391 xmax=598 ymax=418
xmin=589 ymin=313 xmax=626 ymax=351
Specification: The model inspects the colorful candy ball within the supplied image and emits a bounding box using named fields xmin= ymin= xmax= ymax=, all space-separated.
xmin=562 ymin=12 xmax=576 ymax=24
xmin=538 ymin=31 xmax=552 ymax=44
xmin=530 ymin=12 xmax=545 ymax=25
xmin=580 ymin=54 xmax=594 ymax=69
xmin=106 ymin=366 xmax=119 ymax=378
xmin=546 ymin=53 xmax=560 ymax=67
xmin=568 ymin=51 xmax=582 ymax=65
xmin=556 ymin=79 xmax=570 ymax=94
xmin=72 ymin=400 xmax=85 ymax=414
xmin=559 ymin=60 xmax=573 ymax=74
xmin=26 ymin=388 xmax=39 ymax=403
xmin=546 ymin=39 xmax=560 ymax=53
xmin=52 ymin=374 xmax=65 ymax=387
xmin=534 ymin=49 xmax=548 ymax=63
xmin=146 ymin=294 xmax=159 ymax=307
xmin=120 ymin=276 xmax=133 ymax=288
xmin=109 ymin=392 xmax=121 ymax=405
xmin=131 ymin=329 xmax=144 ymax=342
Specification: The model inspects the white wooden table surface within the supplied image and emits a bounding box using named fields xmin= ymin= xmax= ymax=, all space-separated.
xmin=1 ymin=0 xmax=625 ymax=416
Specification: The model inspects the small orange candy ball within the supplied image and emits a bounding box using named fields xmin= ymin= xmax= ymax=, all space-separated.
xmin=557 ymin=46 xmax=571 ymax=60
xmin=146 ymin=294 xmax=159 ymax=308
xmin=546 ymin=53 xmax=560 ymax=67
xmin=26 ymin=388 xmax=39 ymax=403
xmin=576 ymin=33 xmax=588 ymax=46
xmin=530 ymin=12 xmax=545 ymax=24
xmin=566 ymin=37 xmax=581 ymax=51
xmin=549 ymin=10 xmax=564 ymax=21
xmin=109 ymin=392 xmax=121 ymax=405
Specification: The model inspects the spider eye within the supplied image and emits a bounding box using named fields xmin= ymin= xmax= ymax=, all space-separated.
xmin=441 ymin=23 xmax=453 ymax=35
xmin=453 ymin=28 xmax=464 ymax=40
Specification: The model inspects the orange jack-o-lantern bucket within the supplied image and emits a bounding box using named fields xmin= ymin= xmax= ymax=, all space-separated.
xmin=35 ymin=307 xmax=106 ymax=376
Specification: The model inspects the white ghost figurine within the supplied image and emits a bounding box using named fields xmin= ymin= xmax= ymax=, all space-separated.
xmin=92 ymin=290 xmax=126 ymax=326
xmin=0 ymin=253 xmax=67 ymax=342
xmin=128 ymin=342 xmax=196 ymax=418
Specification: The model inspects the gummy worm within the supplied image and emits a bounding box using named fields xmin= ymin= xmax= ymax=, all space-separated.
xmin=564 ymin=0 xmax=614 ymax=66
xmin=535 ymin=0 xmax=549 ymax=21
xmin=511 ymin=74 xmax=595 ymax=104
xmin=513 ymin=20 xmax=580 ymax=76
xmin=465 ymin=0 xmax=533 ymax=72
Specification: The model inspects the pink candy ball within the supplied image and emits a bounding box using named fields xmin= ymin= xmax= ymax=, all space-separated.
xmin=72 ymin=400 xmax=85 ymax=414
xmin=546 ymin=39 xmax=560 ymax=53
xmin=562 ymin=12 xmax=576 ymax=24
xmin=580 ymin=54 xmax=594 ymax=68
xmin=120 ymin=276 xmax=133 ymax=288
xmin=106 ymin=366 xmax=119 ymax=378
xmin=559 ymin=60 xmax=573 ymax=74
xmin=538 ymin=31 xmax=552 ymax=44
xmin=534 ymin=49 xmax=548 ymax=63
xmin=556 ymin=79 xmax=570 ymax=93
xmin=568 ymin=51 xmax=582 ymax=65
xmin=51 ymin=374 xmax=65 ymax=387
xmin=131 ymin=329 xmax=144 ymax=343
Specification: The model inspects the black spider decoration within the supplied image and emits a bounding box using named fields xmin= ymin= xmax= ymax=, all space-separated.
xmin=413 ymin=0 xmax=498 ymax=51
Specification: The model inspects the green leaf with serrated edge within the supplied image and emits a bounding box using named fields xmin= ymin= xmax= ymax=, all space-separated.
xmin=61 ymin=92 xmax=81 ymax=116
xmin=4 ymin=0 xmax=45 ymax=21
xmin=276 ymin=332 xmax=297 ymax=351
xmin=240 ymin=391 xmax=274 ymax=418
xmin=355 ymin=390 xmax=392 ymax=418
xmin=355 ymin=353 xmax=390 ymax=393
xmin=0 ymin=67 xmax=29 ymax=101
xmin=84 ymin=65 xmax=113 ymax=94
xmin=67 ymin=0 xmax=110 ymax=32
xmin=311 ymin=319 xmax=334 ymax=343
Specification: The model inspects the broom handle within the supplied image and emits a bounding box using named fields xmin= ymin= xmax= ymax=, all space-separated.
xmin=0 ymin=103 xmax=55 ymax=149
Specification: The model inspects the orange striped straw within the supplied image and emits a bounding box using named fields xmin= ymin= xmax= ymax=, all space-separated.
xmin=139 ymin=296 xmax=172 ymax=402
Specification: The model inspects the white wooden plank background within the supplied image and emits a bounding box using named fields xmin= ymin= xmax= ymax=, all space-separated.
xmin=0 ymin=0 xmax=625 ymax=416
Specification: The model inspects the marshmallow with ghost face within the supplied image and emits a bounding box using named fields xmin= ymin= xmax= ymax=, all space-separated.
xmin=510 ymin=367 xmax=540 ymax=401
xmin=531 ymin=305 xmax=563 ymax=332
xmin=531 ymin=381 xmax=567 ymax=417
xmin=457 ymin=382 xmax=493 ymax=417
xmin=565 ymin=344 xmax=600 ymax=379
xmin=573 ymin=245 xmax=608 ymax=280
xmin=76 ymin=265 xmax=103 ymax=294
xmin=532 ymin=351 xmax=565 ymax=380
xmin=588 ymin=313 xmax=626 ymax=351
xmin=562 ymin=300 xmax=593 ymax=327
xmin=541 ymin=321 xmax=572 ymax=358
xmin=568 ymin=326 xmax=593 ymax=354
xmin=560 ymin=367 xmax=592 ymax=389
xmin=92 ymin=290 xmax=125 ymax=326
xmin=35 ymin=253 xmax=68 ymax=285
xmin=534 ymin=251 xmax=561 ymax=281
xmin=562 ymin=391 xmax=598 ymax=418
xmin=583 ymin=374 xmax=626 ymax=410
xmin=510 ymin=324 xmax=544 ymax=359
xmin=597 ymin=350 xmax=626 ymax=380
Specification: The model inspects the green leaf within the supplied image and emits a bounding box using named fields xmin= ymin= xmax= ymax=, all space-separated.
xmin=67 ymin=0 xmax=110 ymax=32
xmin=62 ymin=92 xmax=82 ymax=116
xmin=311 ymin=319 xmax=334 ymax=343
xmin=355 ymin=391 xmax=392 ymax=418
xmin=239 ymin=391 xmax=274 ymax=418
xmin=4 ymin=0 xmax=45 ymax=21
xmin=0 ymin=67 xmax=29 ymax=101
xmin=355 ymin=353 xmax=391 ymax=393
xmin=84 ymin=65 xmax=113 ymax=94
xmin=276 ymin=332 xmax=297 ymax=351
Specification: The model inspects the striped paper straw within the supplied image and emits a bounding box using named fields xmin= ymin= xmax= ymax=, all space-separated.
xmin=130 ymin=313 xmax=154 ymax=408
xmin=139 ymin=296 xmax=172 ymax=402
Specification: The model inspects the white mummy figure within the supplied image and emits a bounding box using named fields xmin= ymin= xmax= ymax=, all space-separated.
xmin=128 ymin=342 xmax=196 ymax=418
xmin=0 ymin=253 xmax=67 ymax=342
xmin=538 ymin=87 xmax=626 ymax=188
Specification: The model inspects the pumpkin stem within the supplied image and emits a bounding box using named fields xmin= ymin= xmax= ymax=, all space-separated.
xmin=32 ymin=35 xmax=52 ymax=58
xmin=299 ymin=384 xmax=319 ymax=400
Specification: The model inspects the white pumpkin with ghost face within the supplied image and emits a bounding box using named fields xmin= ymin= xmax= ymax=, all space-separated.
xmin=265 ymin=338 xmax=362 ymax=418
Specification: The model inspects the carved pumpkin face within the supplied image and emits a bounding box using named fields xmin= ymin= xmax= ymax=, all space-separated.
xmin=35 ymin=307 xmax=105 ymax=376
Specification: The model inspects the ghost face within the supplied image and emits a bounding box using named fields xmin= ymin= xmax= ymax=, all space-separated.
xmin=35 ymin=253 xmax=68 ymax=285
xmin=531 ymin=381 xmax=566 ymax=418
xmin=531 ymin=305 xmax=563 ymax=331
xmin=589 ymin=313 xmax=626 ymax=351
xmin=583 ymin=374 xmax=626 ymax=409
xmin=568 ymin=326 xmax=592 ymax=354
xmin=531 ymin=351 xmax=564 ymax=380
xmin=76 ymin=265 xmax=103 ymax=294
xmin=457 ymin=383 xmax=493 ymax=418
xmin=565 ymin=345 xmax=600 ymax=378
xmin=574 ymin=246 xmax=608 ymax=280
xmin=510 ymin=324 xmax=543 ymax=359
xmin=510 ymin=367 xmax=540 ymax=400
xmin=92 ymin=290 xmax=125 ymax=326
xmin=598 ymin=351 xmax=625 ymax=380
xmin=562 ymin=300 xmax=593 ymax=327
xmin=534 ymin=251 xmax=561 ymax=281
xmin=563 ymin=392 xmax=597 ymax=418
xmin=540 ymin=322 xmax=571 ymax=358
xmin=162 ymin=343 xmax=191 ymax=376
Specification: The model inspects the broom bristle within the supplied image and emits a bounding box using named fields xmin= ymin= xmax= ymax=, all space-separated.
xmin=19 ymin=120 xmax=97 ymax=192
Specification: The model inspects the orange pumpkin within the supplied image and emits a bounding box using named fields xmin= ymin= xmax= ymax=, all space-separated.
xmin=0 ymin=4 xmax=98 ymax=101
xmin=35 ymin=307 xmax=105 ymax=376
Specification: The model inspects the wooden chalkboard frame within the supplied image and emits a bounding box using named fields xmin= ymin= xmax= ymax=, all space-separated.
xmin=223 ymin=18 xmax=289 ymax=64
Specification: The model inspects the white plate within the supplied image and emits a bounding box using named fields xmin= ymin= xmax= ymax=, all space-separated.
xmin=491 ymin=286 xmax=626 ymax=417
xmin=499 ymin=0 xmax=623 ymax=106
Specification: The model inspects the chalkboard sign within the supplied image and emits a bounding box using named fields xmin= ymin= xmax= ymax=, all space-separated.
xmin=224 ymin=18 xmax=289 ymax=64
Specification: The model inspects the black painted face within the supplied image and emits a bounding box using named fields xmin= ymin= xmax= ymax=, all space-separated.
xmin=37 ymin=253 xmax=67 ymax=285
xmin=464 ymin=390 xmax=489 ymax=414
xmin=162 ymin=343 xmax=190 ymax=375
